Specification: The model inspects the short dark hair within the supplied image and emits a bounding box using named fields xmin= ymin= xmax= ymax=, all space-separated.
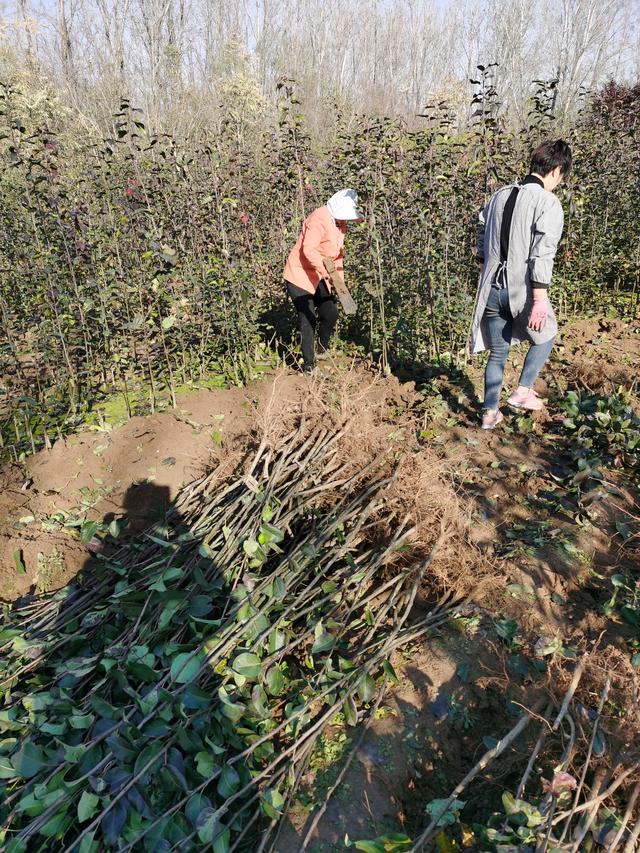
xmin=530 ymin=139 xmax=572 ymax=177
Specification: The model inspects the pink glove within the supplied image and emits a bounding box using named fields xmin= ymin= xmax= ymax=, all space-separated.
xmin=528 ymin=292 xmax=548 ymax=332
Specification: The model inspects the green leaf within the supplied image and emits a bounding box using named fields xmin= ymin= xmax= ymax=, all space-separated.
xmin=167 ymin=747 xmax=188 ymax=790
xmin=218 ymin=686 xmax=245 ymax=722
xmin=354 ymin=835 xmax=412 ymax=852
xmin=265 ymin=665 xmax=285 ymax=696
xmin=159 ymin=592 xmax=186 ymax=629
xmin=24 ymin=788 xmax=65 ymax=816
xmin=501 ymin=792 xmax=543 ymax=827
xmin=261 ymin=787 xmax=285 ymax=820
xmin=382 ymin=660 xmax=399 ymax=686
xmin=13 ymin=549 xmax=26 ymax=574
xmin=134 ymin=742 xmax=164 ymax=781
xmin=4 ymin=839 xmax=27 ymax=853
xmin=213 ymin=827 xmax=231 ymax=853
xmin=343 ymin=696 xmax=358 ymax=727
xmin=268 ymin=628 xmax=285 ymax=653
xmin=621 ymin=606 xmax=640 ymax=627
xmin=62 ymin=742 xmax=86 ymax=762
xmin=312 ymin=631 xmax=335 ymax=655
xmin=170 ymin=652 xmax=202 ymax=684
xmin=243 ymin=539 xmax=260 ymax=557
xmin=80 ymin=521 xmax=99 ymax=544
xmin=615 ymin=521 xmax=632 ymax=540
xmin=425 ymin=798 xmax=466 ymax=827
xmin=186 ymin=793 xmax=211 ymax=827
xmin=145 ymin=534 xmax=174 ymax=548
xmin=70 ymin=714 xmax=95 ymax=730
xmin=198 ymin=541 xmax=214 ymax=558
xmin=11 ymin=741 xmax=49 ymax=778
xmin=22 ymin=693 xmax=51 ymax=712
xmin=77 ymin=790 xmax=99 ymax=822
xmin=78 ymin=832 xmax=99 ymax=853
xmin=195 ymin=751 xmax=216 ymax=778
xmin=101 ymin=799 xmax=128 ymax=846
xmin=161 ymin=315 xmax=176 ymax=330
xmin=39 ymin=722 xmax=66 ymax=736
xmin=196 ymin=808 xmax=225 ymax=845
xmin=0 ymin=736 xmax=18 ymax=753
xmin=592 ymin=729 xmax=607 ymax=757
xmin=0 ymin=755 xmax=19 ymax=779
xmin=181 ymin=684 xmax=212 ymax=711
xmin=127 ymin=661 xmax=158 ymax=683
xmin=260 ymin=523 xmax=284 ymax=544
xmin=39 ymin=808 xmax=71 ymax=838
xmin=90 ymin=695 xmax=120 ymax=720
xmin=217 ymin=763 xmax=240 ymax=798
xmin=232 ymin=652 xmax=262 ymax=679
xmin=266 ymin=576 xmax=286 ymax=599
xmin=250 ymin=684 xmax=269 ymax=718
xmin=143 ymin=719 xmax=171 ymax=737
xmin=357 ymin=674 xmax=376 ymax=703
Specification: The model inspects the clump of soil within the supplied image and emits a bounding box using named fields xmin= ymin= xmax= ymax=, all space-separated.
xmin=558 ymin=317 xmax=640 ymax=395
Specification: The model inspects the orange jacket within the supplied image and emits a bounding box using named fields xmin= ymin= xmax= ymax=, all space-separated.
xmin=283 ymin=206 xmax=346 ymax=294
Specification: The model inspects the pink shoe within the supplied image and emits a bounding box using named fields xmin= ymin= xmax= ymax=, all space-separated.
xmin=507 ymin=388 xmax=544 ymax=411
xmin=481 ymin=409 xmax=504 ymax=430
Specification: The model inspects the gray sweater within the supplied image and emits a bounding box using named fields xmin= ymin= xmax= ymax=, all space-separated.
xmin=468 ymin=181 xmax=564 ymax=355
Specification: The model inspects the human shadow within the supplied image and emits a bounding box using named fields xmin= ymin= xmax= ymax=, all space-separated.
xmin=13 ymin=481 xmax=180 ymax=636
xmin=97 ymin=480 xmax=172 ymax=543
xmin=0 ymin=477 xmax=264 ymax=851
xmin=274 ymin=629 xmax=540 ymax=851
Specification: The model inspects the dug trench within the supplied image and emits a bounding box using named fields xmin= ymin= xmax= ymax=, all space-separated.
xmin=0 ymin=317 xmax=638 ymax=852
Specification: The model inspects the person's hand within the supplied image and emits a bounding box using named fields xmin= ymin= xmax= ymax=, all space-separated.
xmin=528 ymin=291 xmax=548 ymax=332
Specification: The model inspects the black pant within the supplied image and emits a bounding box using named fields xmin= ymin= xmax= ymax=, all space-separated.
xmin=285 ymin=280 xmax=338 ymax=368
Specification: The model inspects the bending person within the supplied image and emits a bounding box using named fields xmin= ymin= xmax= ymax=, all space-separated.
xmin=469 ymin=140 xmax=572 ymax=429
xmin=283 ymin=189 xmax=362 ymax=373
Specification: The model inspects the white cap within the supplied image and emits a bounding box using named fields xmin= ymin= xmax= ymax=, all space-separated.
xmin=326 ymin=188 xmax=362 ymax=221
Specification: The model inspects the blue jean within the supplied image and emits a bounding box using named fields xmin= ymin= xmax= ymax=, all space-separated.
xmin=483 ymin=286 xmax=555 ymax=410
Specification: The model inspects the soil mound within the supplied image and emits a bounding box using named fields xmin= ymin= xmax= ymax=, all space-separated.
xmin=2 ymin=363 xmax=464 ymax=604
xmin=0 ymin=372 xmax=307 ymax=600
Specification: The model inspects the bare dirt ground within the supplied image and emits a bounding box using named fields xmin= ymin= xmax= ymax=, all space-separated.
xmin=0 ymin=373 xmax=308 ymax=600
xmin=1 ymin=317 xmax=639 ymax=850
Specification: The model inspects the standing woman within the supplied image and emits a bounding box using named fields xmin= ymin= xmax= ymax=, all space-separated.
xmin=468 ymin=140 xmax=572 ymax=429
xmin=283 ymin=189 xmax=362 ymax=373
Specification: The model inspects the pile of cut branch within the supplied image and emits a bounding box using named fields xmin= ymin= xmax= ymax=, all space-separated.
xmin=0 ymin=422 xmax=459 ymax=852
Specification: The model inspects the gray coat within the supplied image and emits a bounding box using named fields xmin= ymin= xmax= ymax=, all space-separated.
xmin=468 ymin=182 xmax=564 ymax=355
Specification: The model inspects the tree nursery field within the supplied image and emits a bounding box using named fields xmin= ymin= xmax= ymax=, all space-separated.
xmin=0 ymin=33 xmax=639 ymax=853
